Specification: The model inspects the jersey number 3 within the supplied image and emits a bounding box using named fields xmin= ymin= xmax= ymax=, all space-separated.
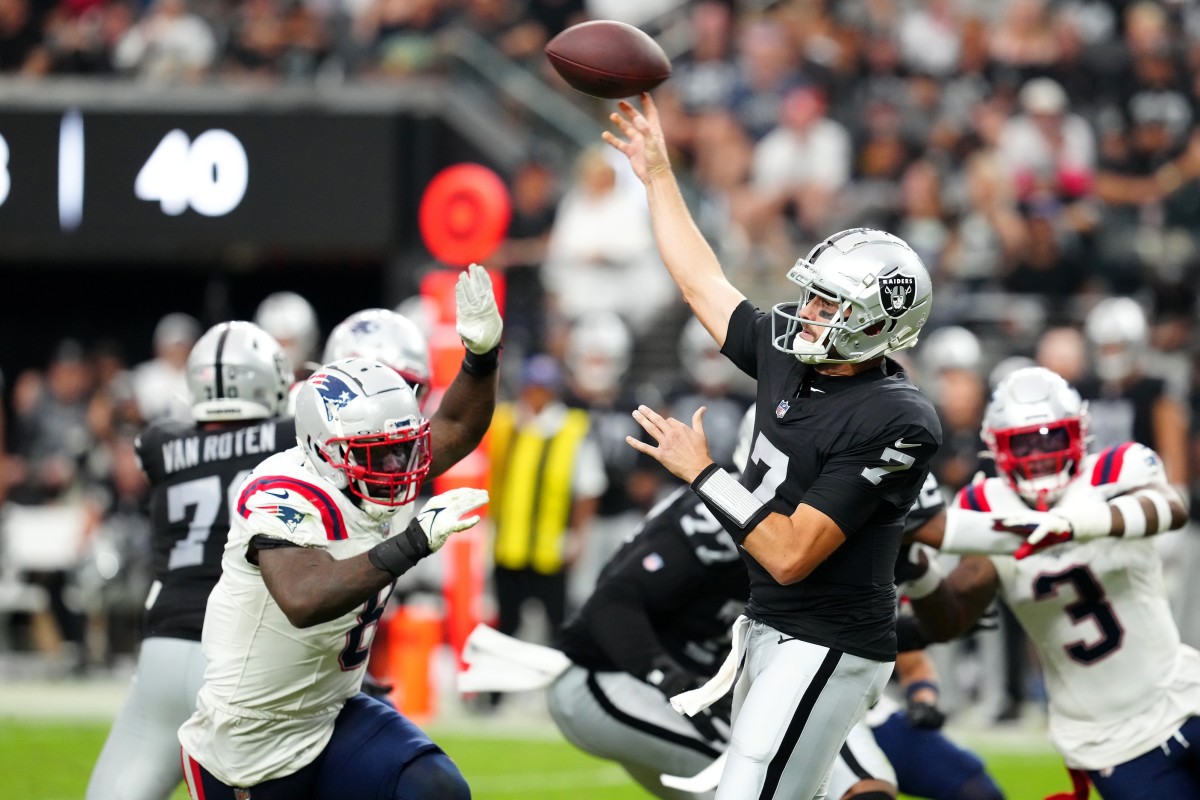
xmin=1033 ymin=566 xmax=1124 ymax=665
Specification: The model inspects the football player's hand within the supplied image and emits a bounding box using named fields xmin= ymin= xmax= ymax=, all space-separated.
xmin=418 ymin=488 xmax=489 ymax=552
xmin=627 ymin=404 xmax=713 ymax=483
xmin=603 ymin=93 xmax=671 ymax=185
xmin=895 ymin=542 xmax=943 ymax=600
xmin=1012 ymin=511 xmax=1074 ymax=559
xmin=455 ymin=264 xmax=503 ymax=355
xmin=905 ymin=698 xmax=946 ymax=730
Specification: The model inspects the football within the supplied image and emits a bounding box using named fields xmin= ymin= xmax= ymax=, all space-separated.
xmin=544 ymin=20 xmax=671 ymax=100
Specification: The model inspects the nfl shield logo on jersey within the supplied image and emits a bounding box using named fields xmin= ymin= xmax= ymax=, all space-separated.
xmin=879 ymin=273 xmax=916 ymax=317
xmin=776 ymin=399 xmax=790 ymax=418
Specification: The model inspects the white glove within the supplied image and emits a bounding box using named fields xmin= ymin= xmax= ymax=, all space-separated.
xmin=417 ymin=487 xmax=489 ymax=552
xmin=1008 ymin=501 xmax=1111 ymax=559
xmin=455 ymin=264 xmax=503 ymax=355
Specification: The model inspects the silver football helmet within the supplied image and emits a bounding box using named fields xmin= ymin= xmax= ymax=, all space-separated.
xmin=1084 ymin=297 xmax=1147 ymax=383
xmin=565 ymin=310 xmax=632 ymax=398
xmin=294 ymin=357 xmax=431 ymax=520
xmin=771 ymin=228 xmax=933 ymax=364
xmin=679 ymin=315 xmax=738 ymax=391
xmin=187 ymin=321 xmax=291 ymax=422
xmin=323 ymin=309 xmax=432 ymax=407
xmin=919 ymin=325 xmax=982 ymax=373
xmin=982 ymin=366 xmax=1089 ymax=508
xmin=254 ymin=291 xmax=319 ymax=376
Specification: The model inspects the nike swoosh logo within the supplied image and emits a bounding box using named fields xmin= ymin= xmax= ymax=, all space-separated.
xmin=263 ymin=489 xmax=289 ymax=499
xmin=777 ymin=635 xmax=797 ymax=645
xmin=809 ymin=387 xmax=826 ymax=394
xmin=894 ymin=438 xmax=921 ymax=449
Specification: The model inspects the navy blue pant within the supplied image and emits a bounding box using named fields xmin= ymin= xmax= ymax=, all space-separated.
xmin=1088 ymin=716 xmax=1200 ymax=800
xmin=183 ymin=693 xmax=468 ymax=799
xmin=872 ymin=710 xmax=1002 ymax=800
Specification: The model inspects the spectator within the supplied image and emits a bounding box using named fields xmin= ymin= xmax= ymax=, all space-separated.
xmin=131 ymin=311 xmax=199 ymax=425
xmin=541 ymin=146 xmax=672 ymax=337
xmin=750 ymin=84 xmax=851 ymax=240
xmin=998 ymin=77 xmax=1096 ymax=208
xmin=670 ymin=0 xmax=738 ymax=116
xmin=113 ymin=0 xmax=217 ymax=81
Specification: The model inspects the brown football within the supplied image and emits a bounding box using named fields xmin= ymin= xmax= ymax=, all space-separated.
xmin=545 ymin=20 xmax=671 ymax=100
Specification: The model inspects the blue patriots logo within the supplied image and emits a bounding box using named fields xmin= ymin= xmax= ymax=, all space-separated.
xmin=309 ymin=373 xmax=358 ymax=421
xmin=350 ymin=319 xmax=378 ymax=335
xmin=272 ymin=505 xmax=307 ymax=533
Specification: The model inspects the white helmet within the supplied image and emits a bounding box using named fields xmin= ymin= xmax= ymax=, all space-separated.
xmin=919 ymin=325 xmax=982 ymax=373
xmin=324 ymin=309 xmax=432 ymax=407
xmin=254 ymin=291 xmax=319 ymax=375
xmin=294 ymin=357 xmax=431 ymax=519
xmin=1084 ymin=297 xmax=1147 ymax=382
xmin=565 ymin=310 xmax=632 ymax=397
xmin=771 ymin=228 xmax=933 ymax=364
xmin=187 ymin=321 xmax=291 ymax=422
xmin=679 ymin=316 xmax=738 ymax=391
xmin=982 ymin=366 xmax=1089 ymax=508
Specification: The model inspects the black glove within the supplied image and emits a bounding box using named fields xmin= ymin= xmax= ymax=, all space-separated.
xmin=645 ymin=654 xmax=698 ymax=698
xmin=895 ymin=614 xmax=933 ymax=652
xmin=904 ymin=679 xmax=945 ymax=729
xmin=906 ymin=699 xmax=946 ymax=730
xmin=893 ymin=541 xmax=932 ymax=586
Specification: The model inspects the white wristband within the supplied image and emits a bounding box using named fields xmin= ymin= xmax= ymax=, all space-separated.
xmin=901 ymin=552 xmax=944 ymax=600
xmin=941 ymin=508 xmax=1021 ymax=555
xmin=692 ymin=464 xmax=767 ymax=544
xmin=1112 ymin=495 xmax=1149 ymax=538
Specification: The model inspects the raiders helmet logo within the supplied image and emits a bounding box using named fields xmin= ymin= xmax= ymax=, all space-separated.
xmin=879 ymin=273 xmax=916 ymax=318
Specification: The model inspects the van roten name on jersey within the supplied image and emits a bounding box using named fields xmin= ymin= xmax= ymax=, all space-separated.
xmin=162 ymin=422 xmax=278 ymax=474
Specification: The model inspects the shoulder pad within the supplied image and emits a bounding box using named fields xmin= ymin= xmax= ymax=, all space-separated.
xmin=236 ymin=475 xmax=348 ymax=544
xmin=1087 ymin=442 xmax=1167 ymax=489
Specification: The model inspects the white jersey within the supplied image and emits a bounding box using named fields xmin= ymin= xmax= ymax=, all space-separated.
xmin=178 ymin=447 xmax=407 ymax=786
xmin=956 ymin=442 xmax=1200 ymax=770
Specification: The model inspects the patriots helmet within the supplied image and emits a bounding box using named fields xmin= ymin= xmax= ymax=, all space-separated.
xmin=771 ymin=228 xmax=932 ymax=364
xmin=982 ymin=366 xmax=1089 ymax=508
xmin=323 ymin=309 xmax=432 ymax=408
xmin=294 ymin=357 xmax=431 ymax=519
xmin=187 ymin=321 xmax=291 ymax=422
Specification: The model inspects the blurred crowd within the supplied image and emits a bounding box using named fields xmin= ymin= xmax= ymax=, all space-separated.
xmin=2 ymin=0 xmax=1200 ymax=731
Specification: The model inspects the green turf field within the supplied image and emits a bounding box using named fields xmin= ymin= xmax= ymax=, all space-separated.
xmin=1 ymin=718 xmax=1096 ymax=799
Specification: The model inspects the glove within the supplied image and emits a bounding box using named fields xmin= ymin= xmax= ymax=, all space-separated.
xmin=455 ymin=264 xmax=503 ymax=355
xmin=905 ymin=698 xmax=946 ymax=730
xmin=904 ymin=680 xmax=945 ymax=729
xmin=895 ymin=542 xmax=943 ymax=599
xmin=417 ymin=487 xmax=489 ymax=552
xmin=368 ymin=487 xmax=488 ymax=577
xmin=1011 ymin=500 xmax=1112 ymax=560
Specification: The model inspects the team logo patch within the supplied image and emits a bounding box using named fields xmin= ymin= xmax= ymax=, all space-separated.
xmin=642 ymin=553 xmax=664 ymax=572
xmin=776 ymin=399 xmax=790 ymax=418
xmin=879 ymin=273 xmax=916 ymax=318
xmin=350 ymin=318 xmax=379 ymax=335
xmin=309 ymin=373 xmax=358 ymax=421
xmin=270 ymin=505 xmax=307 ymax=533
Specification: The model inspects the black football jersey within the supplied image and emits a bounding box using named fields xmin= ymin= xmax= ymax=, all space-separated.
xmin=721 ymin=301 xmax=942 ymax=660
xmin=555 ymin=485 xmax=750 ymax=680
xmin=137 ymin=416 xmax=296 ymax=640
